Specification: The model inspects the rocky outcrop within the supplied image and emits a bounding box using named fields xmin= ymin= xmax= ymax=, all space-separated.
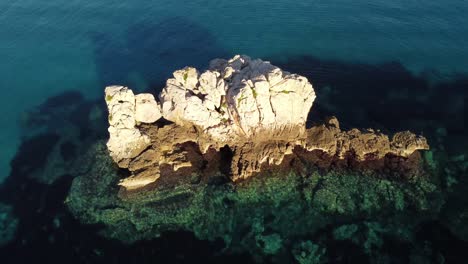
xmin=135 ymin=94 xmax=162 ymax=123
xmin=160 ymin=55 xmax=316 ymax=142
xmin=105 ymin=86 xmax=161 ymax=167
xmin=229 ymin=117 xmax=429 ymax=181
xmin=103 ymin=56 xmax=429 ymax=191
xmin=303 ymin=118 xmax=429 ymax=161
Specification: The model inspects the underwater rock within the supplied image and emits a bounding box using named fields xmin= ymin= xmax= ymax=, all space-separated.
xmin=16 ymin=91 xmax=107 ymax=184
xmin=439 ymin=152 xmax=468 ymax=242
xmin=292 ymin=241 xmax=327 ymax=264
xmin=67 ymin=141 xmax=442 ymax=260
xmin=103 ymin=56 xmax=428 ymax=189
xmin=0 ymin=203 xmax=18 ymax=247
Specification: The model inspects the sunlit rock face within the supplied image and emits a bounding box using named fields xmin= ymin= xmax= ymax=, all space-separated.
xmin=104 ymin=86 xmax=161 ymax=167
xmin=103 ymin=56 xmax=429 ymax=191
xmin=135 ymin=94 xmax=162 ymax=123
xmin=302 ymin=119 xmax=430 ymax=161
xmin=159 ymin=55 xmax=316 ymax=142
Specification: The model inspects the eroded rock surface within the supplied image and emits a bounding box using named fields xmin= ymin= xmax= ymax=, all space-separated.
xmin=303 ymin=118 xmax=429 ymax=161
xmin=105 ymin=86 xmax=161 ymax=167
xmin=160 ymin=55 xmax=315 ymax=141
xmin=119 ymin=118 xmax=428 ymax=189
xmin=103 ymin=56 xmax=429 ymax=191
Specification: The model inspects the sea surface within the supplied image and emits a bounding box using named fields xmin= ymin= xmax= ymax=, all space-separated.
xmin=1 ymin=0 xmax=468 ymax=181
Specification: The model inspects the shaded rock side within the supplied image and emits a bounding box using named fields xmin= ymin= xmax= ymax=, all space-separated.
xmin=116 ymin=117 xmax=428 ymax=191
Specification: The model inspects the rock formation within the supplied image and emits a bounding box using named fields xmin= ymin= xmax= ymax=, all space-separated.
xmin=103 ymin=55 xmax=429 ymax=191
xmin=63 ymin=55 xmax=458 ymax=262
xmin=105 ymin=86 xmax=161 ymax=167
xmin=160 ymin=55 xmax=316 ymax=142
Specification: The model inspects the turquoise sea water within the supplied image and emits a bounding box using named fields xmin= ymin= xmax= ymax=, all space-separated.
xmin=1 ymin=0 xmax=467 ymax=181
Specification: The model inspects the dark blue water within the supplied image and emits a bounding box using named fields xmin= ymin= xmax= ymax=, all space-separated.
xmin=1 ymin=0 xmax=467 ymax=180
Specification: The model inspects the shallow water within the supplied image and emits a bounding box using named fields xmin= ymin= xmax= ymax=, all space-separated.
xmin=1 ymin=0 xmax=468 ymax=180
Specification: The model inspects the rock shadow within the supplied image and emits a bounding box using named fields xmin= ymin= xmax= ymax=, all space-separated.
xmin=274 ymin=55 xmax=466 ymax=143
xmin=90 ymin=16 xmax=229 ymax=94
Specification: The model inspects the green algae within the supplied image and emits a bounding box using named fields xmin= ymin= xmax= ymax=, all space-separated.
xmin=67 ymin=142 xmax=451 ymax=262
xmin=237 ymin=93 xmax=247 ymax=105
xmin=292 ymin=241 xmax=327 ymax=264
xmin=333 ymin=224 xmax=358 ymax=241
xmin=0 ymin=203 xmax=18 ymax=247
xmin=256 ymin=233 xmax=283 ymax=255
xmin=251 ymin=87 xmax=258 ymax=99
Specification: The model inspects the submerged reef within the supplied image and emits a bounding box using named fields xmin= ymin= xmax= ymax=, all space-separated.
xmin=66 ymin=55 xmax=447 ymax=262
xmin=16 ymin=91 xmax=107 ymax=185
xmin=68 ymin=140 xmax=441 ymax=261
xmin=0 ymin=203 xmax=18 ymax=247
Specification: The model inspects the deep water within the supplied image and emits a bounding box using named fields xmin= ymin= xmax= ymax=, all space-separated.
xmin=0 ymin=0 xmax=467 ymax=263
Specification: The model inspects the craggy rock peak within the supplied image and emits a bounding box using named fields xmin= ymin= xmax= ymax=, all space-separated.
xmin=105 ymin=86 xmax=161 ymax=165
xmin=103 ymin=55 xmax=429 ymax=190
xmin=160 ymin=55 xmax=316 ymax=142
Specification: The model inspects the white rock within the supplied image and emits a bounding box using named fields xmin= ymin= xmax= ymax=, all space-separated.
xmin=173 ymin=67 xmax=199 ymax=90
xmin=159 ymin=55 xmax=316 ymax=141
xmin=160 ymin=66 xmax=231 ymax=138
xmin=135 ymin=93 xmax=162 ymax=123
xmin=104 ymin=86 xmax=151 ymax=163
xmin=107 ymin=127 xmax=150 ymax=163
xmin=105 ymin=55 xmax=316 ymax=167
xmin=105 ymin=86 xmax=136 ymax=129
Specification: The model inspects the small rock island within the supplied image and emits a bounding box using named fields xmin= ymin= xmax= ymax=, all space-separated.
xmin=67 ymin=56 xmax=440 ymax=261
xmin=104 ymin=55 xmax=428 ymax=191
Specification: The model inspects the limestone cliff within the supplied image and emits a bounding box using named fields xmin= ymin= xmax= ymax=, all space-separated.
xmin=105 ymin=86 xmax=161 ymax=166
xmin=159 ymin=55 xmax=315 ymax=142
xmin=103 ymin=55 xmax=429 ymax=191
